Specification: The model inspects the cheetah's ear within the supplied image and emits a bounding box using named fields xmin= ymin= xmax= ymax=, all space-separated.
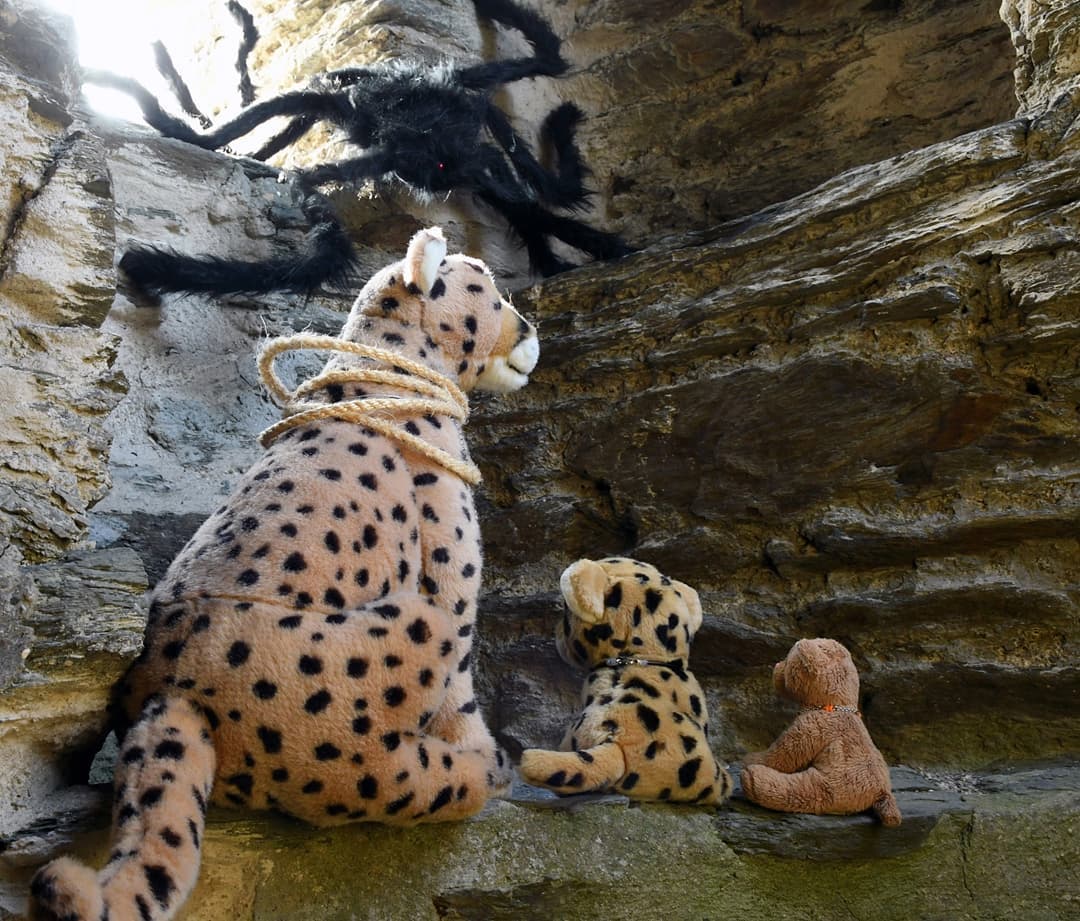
xmin=404 ymin=226 xmax=447 ymax=296
xmin=560 ymin=559 xmax=608 ymax=624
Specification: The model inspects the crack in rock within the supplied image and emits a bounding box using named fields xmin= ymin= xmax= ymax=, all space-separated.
xmin=0 ymin=129 xmax=82 ymax=282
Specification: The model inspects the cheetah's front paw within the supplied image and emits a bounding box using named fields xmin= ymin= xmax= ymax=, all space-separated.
xmin=29 ymin=857 xmax=104 ymax=921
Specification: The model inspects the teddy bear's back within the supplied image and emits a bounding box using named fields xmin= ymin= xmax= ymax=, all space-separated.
xmin=797 ymin=710 xmax=893 ymax=807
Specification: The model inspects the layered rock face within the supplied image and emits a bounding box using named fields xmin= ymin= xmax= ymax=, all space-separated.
xmin=0 ymin=0 xmax=1077 ymax=917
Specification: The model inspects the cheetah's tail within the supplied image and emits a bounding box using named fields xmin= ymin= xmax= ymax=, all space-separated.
xmin=29 ymin=695 xmax=216 ymax=921
xmin=873 ymin=791 xmax=902 ymax=828
xmin=519 ymin=740 xmax=626 ymax=795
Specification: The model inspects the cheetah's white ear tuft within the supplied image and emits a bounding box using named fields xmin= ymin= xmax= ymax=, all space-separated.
xmin=404 ymin=226 xmax=447 ymax=296
xmin=560 ymin=559 xmax=609 ymax=624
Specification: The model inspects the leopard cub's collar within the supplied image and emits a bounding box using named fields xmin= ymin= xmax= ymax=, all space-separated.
xmin=801 ymin=704 xmax=861 ymax=716
xmin=594 ymin=656 xmax=684 ymax=671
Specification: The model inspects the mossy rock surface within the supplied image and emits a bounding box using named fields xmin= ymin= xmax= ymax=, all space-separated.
xmin=2 ymin=762 xmax=1077 ymax=920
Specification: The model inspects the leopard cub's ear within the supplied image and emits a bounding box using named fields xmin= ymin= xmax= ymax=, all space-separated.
xmin=673 ymin=579 xmax=703 ymax=636
xmin=560 ymin=559 xmax=609 ymax=624
xmin=403 ymin=226 xmax=447 ymax=296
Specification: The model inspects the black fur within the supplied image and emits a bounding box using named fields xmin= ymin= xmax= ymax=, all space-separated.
xmin=120 ymin=197 xmax=356 ymax=297
xmin=152 ymin=41 xmax=211 ymax=129
xmin=86 ymin=0 xmax=630 ymax=297
xmin=227 ymin=0 xmax=259 ymax=107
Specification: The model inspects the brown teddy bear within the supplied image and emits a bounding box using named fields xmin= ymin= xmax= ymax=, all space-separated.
xmin=519 ymin=557 xmax=733 ymax=805
xmin=740 ymin=637 xmax=902 ymax=826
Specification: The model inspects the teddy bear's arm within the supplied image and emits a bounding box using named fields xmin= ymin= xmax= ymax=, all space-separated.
xmin=748 ymin=714 xmax=829 ymax=774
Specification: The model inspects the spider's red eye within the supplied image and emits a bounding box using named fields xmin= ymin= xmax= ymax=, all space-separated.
xmin=437 ymin=162 xmax=445 ymax=170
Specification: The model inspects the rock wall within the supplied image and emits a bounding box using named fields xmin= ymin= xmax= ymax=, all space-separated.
xmin=0 ymin=0 xmax=1077 ymax=917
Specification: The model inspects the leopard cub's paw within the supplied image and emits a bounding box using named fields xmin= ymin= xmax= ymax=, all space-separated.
xmin=485 ymin=746 xmax=514 ymax=798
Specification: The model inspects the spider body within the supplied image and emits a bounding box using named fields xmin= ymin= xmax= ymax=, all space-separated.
xmin=86 ymin=0 xmax=629 ymax=296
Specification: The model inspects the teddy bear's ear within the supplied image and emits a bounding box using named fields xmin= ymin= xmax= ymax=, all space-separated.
xmin=403 ymin=226 xmax=447 ymax=296
xmin=674 ymin=580 xmax=703 ymax=636
xmin=560 ymin=559 xmax=609 ymax=624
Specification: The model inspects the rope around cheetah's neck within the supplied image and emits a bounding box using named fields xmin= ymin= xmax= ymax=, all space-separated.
xmin=256 ymin=333 xmax=481 ymax=485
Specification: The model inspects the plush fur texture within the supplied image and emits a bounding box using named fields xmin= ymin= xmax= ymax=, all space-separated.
xmin=740 ymin=638 xmax=902 ymax=826
xmin=519 ymin=557 xmax=733 ymax=805
xmin=28 ymin=227 xmax=539 ymax=921
xmin=86 ymin=0 xmax=629 ymax=297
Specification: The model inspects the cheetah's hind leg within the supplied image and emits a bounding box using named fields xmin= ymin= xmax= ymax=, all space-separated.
xmin=518 ymin=740 xmax=626 ymax=795
xmin=29 ymin=696 xmax=216 ymax=921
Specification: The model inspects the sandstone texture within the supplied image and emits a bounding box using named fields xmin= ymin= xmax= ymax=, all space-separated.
xmin=0 ymin=0 xmax=1077 ymax=917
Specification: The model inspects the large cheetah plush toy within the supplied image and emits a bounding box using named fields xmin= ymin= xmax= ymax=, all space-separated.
xmin=519 ymin=557 xmax=733 ymax=805
xmin=30 ymin=227 xmax=538 ymax=921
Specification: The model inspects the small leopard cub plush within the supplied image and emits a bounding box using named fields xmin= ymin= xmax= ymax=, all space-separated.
xmin=520 ymin=557 xmax=732 ymax=805
xmin=29 ymin=227 xmax=538 ymax=921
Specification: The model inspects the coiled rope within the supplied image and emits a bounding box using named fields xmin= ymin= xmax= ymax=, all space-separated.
xmin=256 ymin=333 xmax=481 ymax=485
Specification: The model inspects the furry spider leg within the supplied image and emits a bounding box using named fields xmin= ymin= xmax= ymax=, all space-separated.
xmin=148 ymin=2 xmax=257 ymax=133
xmin=480 ymin=191 xmax=631 ymax=276
xmin=118 ymin=184 xmax=369 ymax=298
xmin=469 ymin=106 xmax=630 ymax=272
xmin=227 ymin=0 xmax=259 ymax=107
xmin=83 ymin=69 xmax=357 ymax=152
xmin=483 ymin=102 xmax=590 ymax=210
xmin=152 ymin=41 xmax=212 ymax=129
xmin=460 ymin=0 xmax=567 ymax=84
xmin=251 ymin=113 xmax=319 ymax=161
xmin=249 ymin=67 xmax=381 ymax=162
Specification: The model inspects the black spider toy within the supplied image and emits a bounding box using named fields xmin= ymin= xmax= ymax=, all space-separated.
xmin=85 ymin=0 xmax=629 ymax=296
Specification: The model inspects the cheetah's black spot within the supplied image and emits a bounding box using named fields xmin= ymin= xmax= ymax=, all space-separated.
xmin=305 ymin=690 xmax=332 ymax=714
xmin=315 ymin=742 xmax=341 ymax=761
xmin=227 ymin=641 xmax=251 ymax=667
xmin=144 ymin=865 xmax=176 ymax=909
xmin=407 ymin=618 xmax=431 ymax=644
xmin=257 ymin=726 xmax=282 ymax=754
xmin=283 ymin=552 xmax=308 ymax=572
xmin=299 ymin=655 xmax=323 ymax=675
xmin=385 ymin=792 xmax=415 ymax=815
